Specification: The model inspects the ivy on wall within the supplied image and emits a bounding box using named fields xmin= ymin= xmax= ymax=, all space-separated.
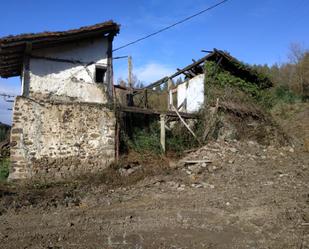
xmin=204 ymin=61 xmax=275 ymax=108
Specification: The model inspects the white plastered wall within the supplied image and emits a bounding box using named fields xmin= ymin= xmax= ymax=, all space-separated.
xmin=26 ymin=37 xmax=109 ymax=103
xmin=177 ymin=74 xmax=205 ymax=113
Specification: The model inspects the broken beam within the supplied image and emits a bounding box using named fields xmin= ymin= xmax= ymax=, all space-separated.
xmin=118 ymin=106 xmax=197 ymax=119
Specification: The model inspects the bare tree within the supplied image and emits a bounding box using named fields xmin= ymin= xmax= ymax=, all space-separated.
xmin=287 ymin=43 xmax=309 ymax=95
xmin=288 ymin=43 xmax=305 ymax=64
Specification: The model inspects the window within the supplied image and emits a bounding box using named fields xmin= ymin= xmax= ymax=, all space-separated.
xmin=95 ymin=66 xmax=107 ymax=83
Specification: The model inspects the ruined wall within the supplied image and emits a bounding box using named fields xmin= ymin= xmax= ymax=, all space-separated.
xmin=23 ymin=37 xmax=109 ymax=103
xmin=177 ymin=74 xmax=204 ymax=113
xmin=9 ymin=96 xmax=115 ymax=180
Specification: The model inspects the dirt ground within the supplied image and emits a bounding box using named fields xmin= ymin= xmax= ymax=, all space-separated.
xmin=0 ymin=104 xmax=308 ymax=249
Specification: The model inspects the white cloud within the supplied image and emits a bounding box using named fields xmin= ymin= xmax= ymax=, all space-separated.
xmin=135 ymin=62 xmax=175 ymax=84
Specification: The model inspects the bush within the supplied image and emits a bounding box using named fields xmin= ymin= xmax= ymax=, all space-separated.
xmin=125 ymin=119 xmax=202 ymax=155
xmin=127 ymin=122 xmax=162 ymax=154
xmin=273 ymin=85 xmax=302 ymax=104
xmin=166 ymin=123 xmax=200 ymax=154
xmin=204 ymin=61 xmax=304 ymax=109
xmin=0 ymin=158 xmax=10 ymax=181
xmin=205 ymin=61 xmax=272 ymax=107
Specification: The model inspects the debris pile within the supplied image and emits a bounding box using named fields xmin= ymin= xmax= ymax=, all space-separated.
xmin=174 ymin=139 xmax=299 ymax=187
xmin=118 ymin=162 xmax=142 ymax=176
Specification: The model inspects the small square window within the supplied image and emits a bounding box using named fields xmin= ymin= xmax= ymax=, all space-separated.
xmin=95 ymin=66 xmax=107 ymax=83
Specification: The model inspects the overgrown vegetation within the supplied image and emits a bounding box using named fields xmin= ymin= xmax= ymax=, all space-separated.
xmin=205 ymin=60 xmax=269 ymax=105
xmin=0 ymin=129 xmax=6 ymax=142
xmin=0 ymin=124 xmax=10 ymax=142
xmin=119 ymin=43 xmax=307 ymax=155
xmin=126 ymin=122 xmax=162 ymax=154
xmin=205 ymin=57 xmax=305 ymax=110
xmin=124 ymin=121 xmax=201 ymax=155
xmin=0 ymin=158 xmax=10 ymax=181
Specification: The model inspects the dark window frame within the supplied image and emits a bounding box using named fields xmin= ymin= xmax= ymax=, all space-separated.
xmin=95 ymin=65 xmax=107 ymax=83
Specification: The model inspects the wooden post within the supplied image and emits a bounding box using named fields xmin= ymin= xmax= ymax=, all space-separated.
xmin=144 ymin=89 xmax=148 ymax=108
xmin=106 ymin=34 xmax=114 ymax=100
xmin=22 ymin=42 xmax=32 ymax=97
xmin=167 ymin=78 xmax=173 ymax=110
xmin=115 ymin=116 xmax=120 ymax=162
xmin=127 ymin=56 xmax=134 ymax=107
xmin=160 ymin=114 xmax=166 ymax=153
xmin=128 ymin=56 xmax=133 ymax=89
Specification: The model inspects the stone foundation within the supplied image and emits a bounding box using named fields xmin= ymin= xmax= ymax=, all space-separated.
xmin=9 ymin=96 xmax=115 ymax=180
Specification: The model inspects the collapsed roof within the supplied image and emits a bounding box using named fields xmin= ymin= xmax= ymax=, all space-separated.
xmin=146 ymin=49 xmax=273 ymax=89
xmin=0 ymin=21 xmax=120 ymax=78
xmin=205 ymin=49 xmax=272 ymax=89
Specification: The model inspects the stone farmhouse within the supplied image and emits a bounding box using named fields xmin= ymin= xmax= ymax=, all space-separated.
xmin=0 ymin=21 xmax=272 ymax=181
xmin=0 ymin=21 xmax=120 ymax=180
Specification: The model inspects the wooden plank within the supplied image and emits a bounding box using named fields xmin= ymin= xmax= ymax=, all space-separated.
xmin=145 ymin=76 xmax=169 ymax=90
xmin=144 ymin=51 xmax=215 ymax=90
xmin=177 ymin=68 xmax=190 ymax=78
xmin=201 ymin=50 xmax=213 ymax=53
xmin=188 ymin=69 xmax=197 ymax=77
xmin=0 ymin=58 xmax=23 ymax=66
xmin=184 ymin=160 xmax=212 ymax=164
xmin=172 ymin=106 xmax=201 ymax=144
xmin=118 ymin=106 xmax=197 ymax=119
xmin=30 ymin=55 xmax=97 ymax=66
xmin=0 ymin=63 xmax=21 ymax=69
xmin=177 ymin=100 xmax=185 ymax=111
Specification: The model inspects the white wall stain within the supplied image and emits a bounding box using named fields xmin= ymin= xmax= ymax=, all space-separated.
xmin=177 ymin=74 xmax=204 ymax=113
xmin=27 ymin=37 xmax=109 ymax=103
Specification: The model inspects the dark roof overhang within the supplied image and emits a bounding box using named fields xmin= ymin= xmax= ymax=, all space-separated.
xmin=0 ymin=20 xmax=120 ymax=78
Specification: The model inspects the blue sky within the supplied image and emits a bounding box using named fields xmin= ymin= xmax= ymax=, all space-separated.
xmin=0 ymin=0 xmax=308 ymax=124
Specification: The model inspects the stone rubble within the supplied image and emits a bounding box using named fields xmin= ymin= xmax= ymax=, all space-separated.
xmin=171 ymin=139 xmax=298 ymax=190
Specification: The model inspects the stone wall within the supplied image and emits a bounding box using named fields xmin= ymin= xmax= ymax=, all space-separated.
xmin=9 ymin=96 xmax=115 ymax=180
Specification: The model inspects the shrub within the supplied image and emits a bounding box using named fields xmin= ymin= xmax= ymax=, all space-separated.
xmin=273 ymin=85 xmax=302 ymax=104
xmin=204 ymin=61 xmax=304 ymax=109
xmin=124 ymin=119 xmax=202 ymax=155
xmin=166 ymin=123 xmax=200 ymax=154
xmin=127 ymin=122 xmax=162 ymax=154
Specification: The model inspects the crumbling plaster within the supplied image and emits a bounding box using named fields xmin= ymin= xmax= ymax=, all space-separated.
xmin=10 ymin=36 xmax=116 ymax=181
xmin=25 ymin=37 xmax=109 ymax=103
xmin=177 ymin=74 xmax=204 ymax=113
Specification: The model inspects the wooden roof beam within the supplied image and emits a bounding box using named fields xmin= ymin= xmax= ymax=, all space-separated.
xmin=145 ymin=51 xmax=215 ymax=89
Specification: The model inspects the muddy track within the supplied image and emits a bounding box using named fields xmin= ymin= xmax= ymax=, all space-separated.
xmin=0 ymin=141 xmax=308 ymax=249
